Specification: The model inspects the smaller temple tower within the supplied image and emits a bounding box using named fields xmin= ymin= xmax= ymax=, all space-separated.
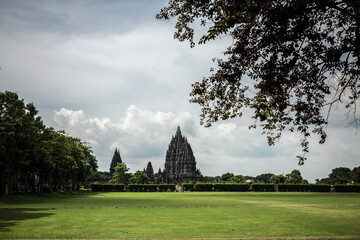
xmin=145 ymin=162 xmax=155 ymax=183
xmin=109 ymin=148 xmax=122 ymax=177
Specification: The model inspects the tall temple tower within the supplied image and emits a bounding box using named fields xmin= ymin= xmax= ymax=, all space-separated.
xmin=109 ymin=148 xmax=122 ymax=177
xmin=161 ymin=126 xmax=202 ymax=184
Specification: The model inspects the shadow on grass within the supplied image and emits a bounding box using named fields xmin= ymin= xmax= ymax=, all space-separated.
xmin=0 ymin=191 xmax=103 ymax=207
xmin=0 ymin=208 xmax=54 ymax=232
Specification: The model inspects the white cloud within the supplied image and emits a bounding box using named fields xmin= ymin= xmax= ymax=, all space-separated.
xmin=53 ymin=105 xmax=195 ymax=171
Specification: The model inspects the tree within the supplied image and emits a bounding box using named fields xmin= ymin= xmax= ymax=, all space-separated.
xmin=0 ymin=91 xmax=45 ymax=194
xmin=270 ymin=174 xmax=286 ymax=184
xmin=286 ymin=170 xmax=303 ymax=184
xmin=228 ymin=174 xmax=245 ymax=183
xmin=131 ymin=170 xmax=149 ymax=184
xmin=0 ymin=91 xmax=98 ymax=194
xmin=221 ymin=172 xmax=234 ymax=182
xmin=329 ymin=167 xmax=351 ymax=184
xmin=255 ymin=173 xmax=274 ymax=183
xmin=351 ymin=166 xmax=360 ymax=183
xmin=315 ymin=178 xmax=330 ymax=184
xmin=157 ymin=0 xmax=360 ymax=164
xmin=110 ymin=163 xmax=132 ymax=185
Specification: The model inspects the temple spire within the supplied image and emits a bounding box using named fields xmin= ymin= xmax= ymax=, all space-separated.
xmin=109 ymin=148 xmax=122 ymax=177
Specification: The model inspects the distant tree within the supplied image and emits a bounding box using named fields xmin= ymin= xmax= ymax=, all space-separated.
xmin=110 ymin=148 xmax=122 ymax=177
xmin=315 ymin=178 xmax=330 ymax=184
xmin=228 ymin=175 xmax=245 ymax=183
xmin=270 ymin=174 xmax=286 ymax=184
xmin=286 ymin=170 xmax=303 ymax=184
xmin=243 ymin=176 xmax=255 ymax=181
xmin=157 ymin=0 xmax=360 ymax=164
xmin=302 ymin=179 xmax=309 ymax=184
xmin=110 ymin=163 xmax=132 ymax=185
xmin=351 ymin=166 xmax=360 ymax=183
xmin=255 ymin=173 xmax=274 ymax=183
xmin=329 ymin=167 xmax=351 ymax=184
xmin=203 ymin=176 xmax=221 ymax=183
xmin=131 ymin=170 xmax=149 ymax=184
xmin=221 ymin=172 xmax=234 ymax=182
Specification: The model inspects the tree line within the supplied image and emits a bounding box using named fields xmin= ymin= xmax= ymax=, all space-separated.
xmin=0 ymin=91 xmax=98 ymax=195
xmin=203 ymin=167 xmax=360 ymax=185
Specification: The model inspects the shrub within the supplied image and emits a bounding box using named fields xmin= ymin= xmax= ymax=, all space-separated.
xmin=182 ymin=183 xmax=194 ymax=191
xmin=334 ymin=184 xmax=360 ymax=192
xmin=103 ymin=184 xmax=114 ymax=192
xmin=113 ymin=184 xmax=125 ymax=192
xmin=195 ymin=183 xmax=213 ymax=191
xmin=91 ymin=183 xmax=103 ymax=192
xmin=143 ymin=184 xmax=158 ymax=192
xmin=158 ymin=184 xmax=175 ymax=192
xmin=307 ymin=184 xmax=331 ymax=192
xmin=278 ymin=184 xmax=302 ymax=192
xmin=128 ymin=184 xmax=143 ymax=192
xmin=251 ymin=183 xmax=275 ymax=192
xmin=214 ymin=183 xmax=249 ymax=192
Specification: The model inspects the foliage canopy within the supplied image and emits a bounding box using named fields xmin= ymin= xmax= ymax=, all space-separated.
xmin=157 ymin=0 xmax=360 ymax=164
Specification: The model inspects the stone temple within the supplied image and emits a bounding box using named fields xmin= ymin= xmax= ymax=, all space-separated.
xmin=156 ymin=126 xmax=203 ymax=184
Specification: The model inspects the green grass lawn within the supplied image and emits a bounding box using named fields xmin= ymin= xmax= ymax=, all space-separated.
xmin=1 ymin=192 xmax=360 ymax=239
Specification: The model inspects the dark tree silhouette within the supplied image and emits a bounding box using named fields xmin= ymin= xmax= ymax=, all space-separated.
xmin=157 ymin=0 xmax=360 ymax=164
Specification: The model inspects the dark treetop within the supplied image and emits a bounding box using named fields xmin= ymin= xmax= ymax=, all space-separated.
xmin=157 ymin=0 xmax=360 ymax=164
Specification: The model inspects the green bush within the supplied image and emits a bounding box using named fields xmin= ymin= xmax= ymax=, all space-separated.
xmin=143 ymin=184 xmax=158 ymax=192
xmin=113 ymin=184 xmax=125 ymax=192
xmin=307 ymin=184 xmax=331 ymax=192
xmin=195 ymin=183 xmax=213 ymax=191
xmin=128 ymin=184 xmax=143 ymax=192
xmin=334 ymin=184 xmax=360 ymax=192
xmin=278 ymin=184 xmax=302 ymax=192
xmin=103 ymin=184 xmax=114 ymax=192
xmin=91 ymin=183 xmax=103 ymax=192
xmin=214 ymin=183 xmax=250 ymax=192
xmin=158 ymin=184 xmax=175 ymax=192
xmin=251 ymin=183 xmax=275 ymax=192
xmin=182 ymin=183 xmax=194 ymax=191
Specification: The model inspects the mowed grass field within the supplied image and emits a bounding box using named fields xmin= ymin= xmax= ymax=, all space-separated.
xmin=1 ymin=192 xmax=360 ymax=239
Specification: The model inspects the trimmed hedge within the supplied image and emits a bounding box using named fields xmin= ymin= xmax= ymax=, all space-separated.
xmin=307 ymin=184 xmax=331 ymax=192
xmin=278 ymin=184 xmax=303 ymax=192
xmin=90 ymin=182 xmax=336 ymax=192
xmin=251 ymin=183 xmax=275 ymax=192
xmin=128 ymin=184 xmax=143 ymax=192
xmin=91 ymin=183 xmax=103 ymax=192
xmin=333 ymin=184 xmax=360 ymax=192
xmin=214 ymin=183 xmax=250 ymax=192
xmin=195 ymin=183 xmax=213 ymax=191
xmin=277 ymin=184 xmax=331 ymax=192
xmin=91 ymin=184 xmax=125 ymax=192
xmin=182 ymin=183 xmax=194 ymax=191
xmin=158 ymin=184 xmax=176 ymax=192
xmin=143 ymin=184 xmax=158 ymax=192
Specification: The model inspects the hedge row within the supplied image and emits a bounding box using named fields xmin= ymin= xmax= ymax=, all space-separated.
xmin=333 ymin=184 xmax=360 ymax=192
xmin=91 ymin=184 xmax=125 ymax=192
xmin=91 ymin=183 xmax=176 ymax=192
xmin=251 ymin=184 xmax=275 ymax=192
xmin=277 ymin=184 xmax=331 ymax=192
xmin=92 ymin=183 xmax=359 ymax=192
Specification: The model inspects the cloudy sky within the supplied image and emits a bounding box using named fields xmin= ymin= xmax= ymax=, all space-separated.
xmin=1 ymin=0 xmax=359 ymax=182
